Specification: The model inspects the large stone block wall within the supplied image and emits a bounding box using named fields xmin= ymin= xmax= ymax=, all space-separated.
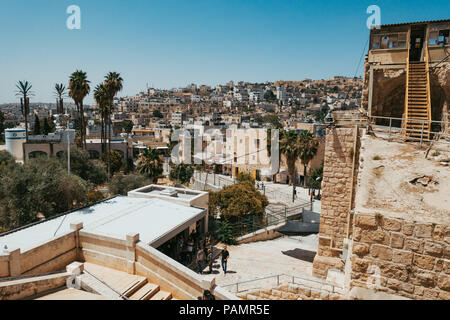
xmin=350 ymin=212 xmax=450 ymax=300
xmin=313 ymin=127 xmax=360 ymax=278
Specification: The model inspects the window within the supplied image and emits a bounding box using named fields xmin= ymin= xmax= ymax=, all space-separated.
xmin=438 ymin=30 xmax=449 ymax=45
xmin=429 ymin=29 xmax=449 ymax=46
xmin=371 ymin=33 xmax=407 ymax=50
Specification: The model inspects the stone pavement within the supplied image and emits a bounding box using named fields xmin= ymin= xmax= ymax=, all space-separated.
xmin=202 ymin=235 xmax=319 ymax=293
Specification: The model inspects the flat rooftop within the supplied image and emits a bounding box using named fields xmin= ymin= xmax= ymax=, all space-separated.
xmin=0 ymin=196 xmax=205 ymax=252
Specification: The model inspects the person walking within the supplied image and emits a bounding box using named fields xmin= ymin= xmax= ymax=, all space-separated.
xmin=186 ymin=238 xmax=194 ymax=264
xmin=196 ymin=249 xmax=205 ymax=274
xmin=220 ymin=246 xmax=230 ymax=275
xmin=176 ymin=237 xmax=183 ymax=262
xmin=207 ymin=248 xmax=213 ymax=274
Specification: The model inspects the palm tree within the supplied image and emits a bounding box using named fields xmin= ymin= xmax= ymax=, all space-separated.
xmin=69 ymin=70 xmax=90 ymax=149
xmin=15 ymin=81 xmax=34 ymax=143
xmin=104 ymin=72 xmax=123 ymax=176
xmin=298 ymin=131 xmax=319 ymax=188
xmin=54 ymin=83 xmax=67 ymax=114
xmin=93 ymin=83 xmax=109 ymax=154
xmin=136 ymin=148 xmax=163 ymax=183
xmin=280 ymin=130 xmax=302 ymax=203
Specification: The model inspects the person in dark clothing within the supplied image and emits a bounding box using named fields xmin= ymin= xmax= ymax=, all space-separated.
xmin=220 ymin=246 xmax=230 ymax=275
xmin=203 ymin=290 xmax=215 ymax=300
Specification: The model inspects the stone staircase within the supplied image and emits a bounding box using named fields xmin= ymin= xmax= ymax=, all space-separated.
xmin=80 ymin=262 xmax=174 ymax=300
xmin=404 ymin=60 xmax=431 ymax=140
xmin=236 ymin=283 xmax=342 ymax=301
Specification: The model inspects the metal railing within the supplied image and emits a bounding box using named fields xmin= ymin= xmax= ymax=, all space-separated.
xmin=222 ymin=273 xmax=343 ymax=295
xmin=229 ymin=204 xmax=308 ymax=239
xmin=368 ymin=115 xmax=449 ymax=147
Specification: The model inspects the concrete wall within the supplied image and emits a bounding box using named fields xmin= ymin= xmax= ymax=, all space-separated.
xmin=350 ymin=212 xmax=450 ymax=300
xmin=0 ymin=230 xmax=78 ymax=278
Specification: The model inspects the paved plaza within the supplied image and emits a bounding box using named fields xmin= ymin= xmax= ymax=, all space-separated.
xmin=203 ymin=235 xmax=319 ymax=292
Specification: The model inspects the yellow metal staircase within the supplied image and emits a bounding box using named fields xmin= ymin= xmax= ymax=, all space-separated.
xmin=404 ymin=46 xmax=432 ymax=140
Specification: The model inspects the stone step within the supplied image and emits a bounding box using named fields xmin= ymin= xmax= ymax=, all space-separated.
xmin=150 ymin=290 xmax=172 ymax=300
xmin=129 ymin=283 xmax=160 ymax=300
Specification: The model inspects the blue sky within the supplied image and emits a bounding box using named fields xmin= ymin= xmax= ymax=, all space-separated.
xmin=0 ymin=0 xmax=448 ymax=103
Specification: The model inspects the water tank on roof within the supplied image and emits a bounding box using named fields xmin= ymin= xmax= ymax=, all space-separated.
xmin=5 ymin=128 xmax=26 ymax=160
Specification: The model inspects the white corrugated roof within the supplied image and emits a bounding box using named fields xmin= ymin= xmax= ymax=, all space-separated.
xmin=0 ymin=196 xmax=204 ymax=252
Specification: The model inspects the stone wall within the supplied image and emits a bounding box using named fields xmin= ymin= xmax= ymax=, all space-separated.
xmin=350 ymin=212 xmax=450 ymax=300
xmin=0 ymin=272 xmax=71 ymax=300
xmin=312 ymin=127 xmax=360 ymax=278
xmin=0 ymin=229 xmax=79 ymax=279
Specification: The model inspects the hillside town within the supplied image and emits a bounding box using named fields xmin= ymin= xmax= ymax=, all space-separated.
xmin=0 ymin=3 xmax=448 ymax=306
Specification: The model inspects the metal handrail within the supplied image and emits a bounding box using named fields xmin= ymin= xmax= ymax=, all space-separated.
xmin=222 ymin=273 xmax=343 ymax=294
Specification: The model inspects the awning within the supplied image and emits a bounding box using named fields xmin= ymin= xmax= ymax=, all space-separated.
xmin=277 ymin=221 xmax=320 ymax=236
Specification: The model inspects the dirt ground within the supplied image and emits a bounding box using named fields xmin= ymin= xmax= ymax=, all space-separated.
xmin=355 ymin=135 xmax=450 ymax=224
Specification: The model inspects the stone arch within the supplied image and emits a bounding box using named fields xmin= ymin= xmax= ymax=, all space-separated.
xmin=29 ymin=151 xmax=48 ymax=159
xmin=56 ymin=151 xmax=65 ymax=158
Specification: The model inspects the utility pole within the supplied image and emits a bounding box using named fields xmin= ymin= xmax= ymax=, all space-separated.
xmin=67 ymin=126 xmax=71 ymax=175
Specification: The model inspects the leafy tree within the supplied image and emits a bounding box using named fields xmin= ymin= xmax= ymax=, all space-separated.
xmin=94 ymin=83 xmax=109 ymax=154
xmin=280 ymin=130 xmax=302 ymax=202
xmin=69 ymin=70 xmax=91 ymax=149
xmin=236 ymin=172 xmax=255 ymax=184
xmin=123 ymin=157 xmax=135 ymax=174
xmin=59 ymin=148 xmax=107 ymax=185
xmin=0 ymin=157 xmax=89 ymax=231
xmin=101 ymin=150 xmax=123 ymax=176
xmin=169 ymin=163 xmax=194 ymax=185
xmin=109 ymin=173 xmax=151 ymax=196
xmin=308 ymin=166 xmax=323 ymax=192
xmin=136 ymin=148 xmax=163 ymax=183
xmin=152 ymin=109 xmax=163 ymax=118
xmin=215 ymin=220 xmax=236 ymax=245
xmin=43 ymin=118 xmax=51 ymax=135
xmin=259 ymin=114 xmax=282 ymax=129
xmin=104 ymin=72 xmax=123 ymax=177
xmin=209 ymin=178 xmax=268 ymax=221
xmin=122 ymin=120 xmax=133 ymax=133
xmin=54 ymin=83 xmax=67 ymax=114
xmin=0 ymin=151 xmax=16 ymax=175
xmin=264 ymin=90 xmax=276 ymax=102
xmin=15 ymin=80 xmax=33 ymax=142
xmin=299 ymin=131 xmax=319 ymax=188
xmin=0 ymin=110 xmax=6 ymax=141
xmin=87 ymin=190 xmax=105 ymax=204
xmin=33 ymin=114 xmax=41 ymax=135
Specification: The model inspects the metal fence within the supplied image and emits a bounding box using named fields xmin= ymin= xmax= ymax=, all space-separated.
xmin=228 ymin=204 xmax=310 ymax=239
xmin=368 ymin=115 xmax=449 ymax=147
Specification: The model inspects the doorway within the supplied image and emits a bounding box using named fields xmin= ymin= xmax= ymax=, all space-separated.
xmin=409 ymin=26 xmax=426 ymax=62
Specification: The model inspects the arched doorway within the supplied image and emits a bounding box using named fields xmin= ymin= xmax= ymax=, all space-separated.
xmin=29 ymin=151 xmax=48 ymax=159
